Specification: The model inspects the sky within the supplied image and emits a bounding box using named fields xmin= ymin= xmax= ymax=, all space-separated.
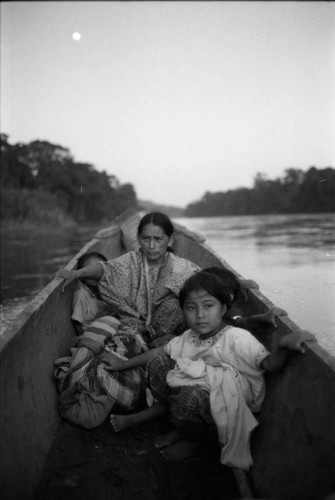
xmin=1 ymin=1 xmax=335 ymax=207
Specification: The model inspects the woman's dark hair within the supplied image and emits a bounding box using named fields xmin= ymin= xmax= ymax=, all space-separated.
xmin=137 ymin=212 xmax=174 ymax=237
xmin=179 ymin=271 xmax=232 ymax=309
xmin=203 ymin=266 xmax=242 ymax=303
xmin=137 ymin=212 xmax=175 ymax=252
xmin=77 ymin=251 xmax=107 ymax=269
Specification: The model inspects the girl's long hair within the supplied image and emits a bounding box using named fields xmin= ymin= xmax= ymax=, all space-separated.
xmin=179 ymin=271 xmax=232 ymax=309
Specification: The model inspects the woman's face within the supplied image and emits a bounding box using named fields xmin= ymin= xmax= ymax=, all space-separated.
xmin=138 ymin=223 xmax=173 ymax=264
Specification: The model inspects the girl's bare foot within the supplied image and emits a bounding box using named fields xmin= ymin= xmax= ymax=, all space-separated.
xmin=109 ymin=414 xmax=135 ymax=432
xmin=160 ymin=437 xmax=203 ymax=461
xmin=262 ymin=307 xmax=287 ymax=327
xmin=155 ymin=428 xmax=184 ymax=450
xmin=109 ymin=403 xmax=167 ymax=432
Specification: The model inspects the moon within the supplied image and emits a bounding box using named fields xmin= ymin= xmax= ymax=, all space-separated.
xmin=72 ymin=32 xmax=81 ymax=41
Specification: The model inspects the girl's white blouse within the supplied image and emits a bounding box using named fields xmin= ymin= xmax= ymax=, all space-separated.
xmin=164 ymin=325 xmax=270 ymax=410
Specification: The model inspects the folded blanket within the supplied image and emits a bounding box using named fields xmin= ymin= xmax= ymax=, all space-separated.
xmin=54 ymin=316 xmax=147 ymax=429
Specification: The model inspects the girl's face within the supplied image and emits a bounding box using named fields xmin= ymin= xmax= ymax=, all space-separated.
xmin=138 ymin=223 xmax=173 ymax=265
xmin=183 ymin=288 xmax=227 ymax=339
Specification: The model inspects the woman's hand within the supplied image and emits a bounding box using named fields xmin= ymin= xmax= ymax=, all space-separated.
xmin=279 ymin=330 xmax=317 ymax=354
xmin=54 ymin=269 xmax=78 ymax=292
xmin=239 ymin=279 xmax=259 ymax=301
xmin=101 ymin=351 xmax=128 ymax=371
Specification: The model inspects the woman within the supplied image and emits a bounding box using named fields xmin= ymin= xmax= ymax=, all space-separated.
xmin=54 ymin=212 xmax=199 ymax=428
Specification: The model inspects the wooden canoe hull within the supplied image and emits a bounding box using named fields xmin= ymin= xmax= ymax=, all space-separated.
xmin=1 ymin=211 xmax=334 ymax=500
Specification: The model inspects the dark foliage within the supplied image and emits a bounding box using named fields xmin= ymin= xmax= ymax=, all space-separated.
xmin=185 ymin=167 xmax=335 ymax=216
xmin=1 ymin=134 xmax=137 ymax=225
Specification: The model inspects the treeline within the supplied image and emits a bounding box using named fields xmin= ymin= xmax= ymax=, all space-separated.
xmin=185 ymin=167 xmax=335 ymax=217
xmin=1 ymin=134 xmax=137 ymax=225
xmin=2 ymin=133 xmax=334 ymax=223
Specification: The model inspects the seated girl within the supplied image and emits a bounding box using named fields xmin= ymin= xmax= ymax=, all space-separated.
xmin=101 ymin=271 xmax=316 ymax=469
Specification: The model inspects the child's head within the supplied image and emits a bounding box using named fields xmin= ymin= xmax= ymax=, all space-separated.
xmin=203 ymin=266 xmax=242 ymax=305
xmin=77 ymin=252 xmax=107 ymax=289
xmin=77 ymin=251 xmax=107 ymax=270
xmin=179 ymin=271 xmax=232 ymax=337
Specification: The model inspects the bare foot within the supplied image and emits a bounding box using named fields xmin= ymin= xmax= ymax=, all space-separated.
xmin=155 ymin=428 xmax=184 ymax=450
xmin=262 ymin=307 xmax=288 ymax=327
xmin=110 ymin=403 xmax=167 ymax=433
xmin=160 ymin=437 xmax=203 ymax=461
xmin=109 ymin=414 xmax=135 ymax=432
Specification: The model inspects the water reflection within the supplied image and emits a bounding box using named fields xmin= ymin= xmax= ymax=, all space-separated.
xmin=253 ymin=215 xmax=334 ymax=250
xmin=180 ymin=213 xmax=335 ymax=252
xmin=0 ymin=225 xmax=99 ymax=302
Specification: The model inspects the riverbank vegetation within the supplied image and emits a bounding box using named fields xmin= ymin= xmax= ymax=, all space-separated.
xmin=185 ymin=167 xmax=335 ymax=217
xmin=1 ymin=134 xmax=137 ymax=226
xmin=1 ymin=134 xmax=334 ymax=224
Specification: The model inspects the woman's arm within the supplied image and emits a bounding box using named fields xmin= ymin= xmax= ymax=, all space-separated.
xmin=101 ymin=346 xmax=165 ymax=371
xmin=260 ymin=330 xmax=316 ymax=373
xmin=235 ymin=307 xmax=288 ymax=330
xmin=55 ymin=263 xmax=104 ymax=292
xmin=238 ymin=278 xmax=259 ymax=301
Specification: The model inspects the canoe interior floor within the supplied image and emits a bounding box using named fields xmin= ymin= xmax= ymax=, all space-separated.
xmin=37 ymin=418 xmax=241 ymax=500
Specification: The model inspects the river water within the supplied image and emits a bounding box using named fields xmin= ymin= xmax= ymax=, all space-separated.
xmin=1 ymin=213 xmax=335 ymax=353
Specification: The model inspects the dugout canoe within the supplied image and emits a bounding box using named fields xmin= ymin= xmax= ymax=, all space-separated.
xmin=1 ymin=208 xmax=335 ymax=500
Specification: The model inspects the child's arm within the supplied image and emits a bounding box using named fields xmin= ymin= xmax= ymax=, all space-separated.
xmin=101 ymin=346 xmax=166 ymax=371
xmin=55 ymin=263 xmax=103 ymax=292
xmin=260 ymin=330 xmax=316 ymax=373
xmin=235 ymin=306 xmax=288 ymax=330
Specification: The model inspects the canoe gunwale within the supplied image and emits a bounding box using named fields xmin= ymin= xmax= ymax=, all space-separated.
xmin=0 ymin=223 xmax=124 ymax=500
xmin=0 ymin=238 xmax=99 ymax=353
xmin=173 ymin=221 xmax=206 ymax=243
xmin=0 ymin=225 xmax=124 ymax=353
xmin=246 ymin=284 xmax=335 ymax=371
xmin=94 ymin=226 xmax=121 ymax=240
